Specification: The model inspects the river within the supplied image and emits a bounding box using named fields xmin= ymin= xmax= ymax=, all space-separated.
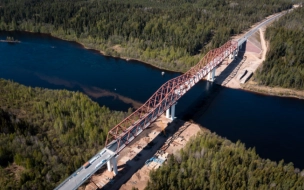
xmin=1 ymin=31 xmax=304 ymax=169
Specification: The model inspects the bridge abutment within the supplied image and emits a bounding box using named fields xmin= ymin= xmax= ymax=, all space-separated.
xmin=238 ymin=39 xmax=246 ymax=51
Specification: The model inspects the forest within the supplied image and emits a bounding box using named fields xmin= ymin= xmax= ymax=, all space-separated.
xmin=0 ymin=0 xmax=292 ymax=72
xmin=145 ymin=132 xmax=304 ymax=190
xmin=0 ymin=79 xmax=128 ymax=189
xmin=256 ymin=6 xmax=304 ymax=90
xmin=0 ymin=0 xmax=300 ymax=189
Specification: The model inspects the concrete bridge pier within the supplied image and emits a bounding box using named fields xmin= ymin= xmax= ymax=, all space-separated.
xmin=166 ymin=108 xmax=170 ymax=119
xmin=107 ymin=157 xmax=118 ymax=175
xmin=230 ymin=50 xmax=236 ymax=60
xmin=239 ymin=40 xmax=246 ymax=51
xmin=112 ymin=157 xmax=118 ymax=175
xmin=170 ymin=102 xmax=177 ymax=120
xmin=107 ymin=159 xmax=112 ymax=171
xmin=208 ymin=67 xmax=216 ymax=82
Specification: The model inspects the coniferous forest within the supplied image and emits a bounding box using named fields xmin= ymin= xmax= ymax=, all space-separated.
xmin=0 ymin=0 xmax=292 ymax=72
xmin=0 ymin=0 xmax=302 ymax=189
xmin=146 ymin=132 xmax=304 ymax=190
xmin=256 ymin=7 xmax=304 ymax=90
xmin=0 ymin=79 xmax=127 ymax=189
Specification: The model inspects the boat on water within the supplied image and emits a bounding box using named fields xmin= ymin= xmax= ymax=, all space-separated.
xmin=0 ymin=36 xmax=20 ymax=43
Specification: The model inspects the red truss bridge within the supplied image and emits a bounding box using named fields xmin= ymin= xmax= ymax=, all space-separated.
xmin=105 ymin=40 xmax=238 ymax=153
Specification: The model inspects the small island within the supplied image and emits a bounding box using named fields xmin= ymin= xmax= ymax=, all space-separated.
xmin=0 ymin=36 xmax=20 ymax=43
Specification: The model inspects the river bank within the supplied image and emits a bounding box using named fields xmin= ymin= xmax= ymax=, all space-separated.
xmin=0 ymin=29 xmax=179 ymax=73
xmin=78 ymin=42 xmax=181 ymax=74
xmin=217 ymin=22 xmax=304 ymax=100
xmin=7 ymin=28 xmax=304 ymax=102
xmin=49 ymin=11 xmax=304 ymax=102
xmin=242 ymin=80 xmax=304 ymax=100
xmin=49 ymin=31 xmax=304 ymax=101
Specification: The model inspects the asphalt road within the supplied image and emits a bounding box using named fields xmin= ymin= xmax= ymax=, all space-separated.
xmin=238 ymin=11 xmax=287 ymax=46
xmin=56 ymin=148 xmax=114 ymax=190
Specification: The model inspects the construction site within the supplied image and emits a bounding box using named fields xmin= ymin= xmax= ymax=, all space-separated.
xmin=80 ymin=115 xmax=205 ymax=190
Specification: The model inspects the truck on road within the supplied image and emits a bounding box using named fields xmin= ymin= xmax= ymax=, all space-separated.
xmin=83 ymin=161 xmax=91 ymax=169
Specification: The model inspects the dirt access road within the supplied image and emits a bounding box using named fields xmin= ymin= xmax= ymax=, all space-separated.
xmin=214 ymin=6 xmax=304 ymax=99
xmin=214 ymin=11 xmax=283 ymax=89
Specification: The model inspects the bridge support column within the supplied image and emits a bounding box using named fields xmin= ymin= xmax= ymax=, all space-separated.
xmin=107 ymin=157 xmax=118 ymax=176
xmin=112 ymin=157 xmax=118 ymax=175
xmin=166 ymin=108 xmax=170 ymax=119
xmin=230 ymin=50 xmax=235 ymax=60
xmin=208 ymin=67 xmax=216 ymax=82
xmin=107 ymin=159 xmax=112 ymax=172
xmin=170 ymin=103 xmax=177 ymax=121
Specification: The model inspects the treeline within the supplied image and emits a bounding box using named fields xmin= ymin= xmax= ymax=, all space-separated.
xmin=146 ymin=132 xmax=304 ymax=190
xmin=0 ymin=0 xmax=292 ymax=72
xmin=256 ymin=6 xmax=304 ymax=89
xmin=0 ymin=79 xmax=127 ymax=189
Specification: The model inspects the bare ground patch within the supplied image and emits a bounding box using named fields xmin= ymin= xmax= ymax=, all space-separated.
xmin=5 ymin=163 xmax=25 ymax=181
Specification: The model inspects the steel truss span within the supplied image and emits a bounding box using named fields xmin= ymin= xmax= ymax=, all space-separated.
xmin=106 ymin=40 xmax=238 ymax=153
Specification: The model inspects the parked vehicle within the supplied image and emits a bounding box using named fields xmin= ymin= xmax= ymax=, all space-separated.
xmin=89 ymin=156 xmax=98 ymax=164
xmin=100 ymin=150 xmax=106 ymax=155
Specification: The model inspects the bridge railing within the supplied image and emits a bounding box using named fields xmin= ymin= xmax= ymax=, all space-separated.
xmin=54 ymin=167 xmax=83 ymax=190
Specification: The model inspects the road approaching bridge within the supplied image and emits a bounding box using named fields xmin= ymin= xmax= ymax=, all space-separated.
xmin=55 ymin=10 xmax=287 ymax=190
xmin=54 ymin=149 xmax=116 ymax=190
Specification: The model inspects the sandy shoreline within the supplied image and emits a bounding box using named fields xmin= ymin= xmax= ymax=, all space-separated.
xmin=242 ymin=81 xmax=304 ymax=100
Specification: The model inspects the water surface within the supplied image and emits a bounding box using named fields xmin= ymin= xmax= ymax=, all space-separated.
xmin=195 ymin=87 xmax=304 ymax=169
xmin=1 ymin=31 xmax=304 ymax=169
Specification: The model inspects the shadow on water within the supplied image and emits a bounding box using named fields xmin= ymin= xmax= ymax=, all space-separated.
xmin=214 ymin=41 xmax=247 ymax=85
xmin=181 ymin=43 xmax=248 ymax=121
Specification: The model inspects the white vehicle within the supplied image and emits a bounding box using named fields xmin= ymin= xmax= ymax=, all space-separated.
xmin=100 ymin=150 xmax=106 ymax=155
xmin=95 ymin=159 xmax=106 ymax=169
xmin=89 ymin=156 xmax=98 ymax=164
